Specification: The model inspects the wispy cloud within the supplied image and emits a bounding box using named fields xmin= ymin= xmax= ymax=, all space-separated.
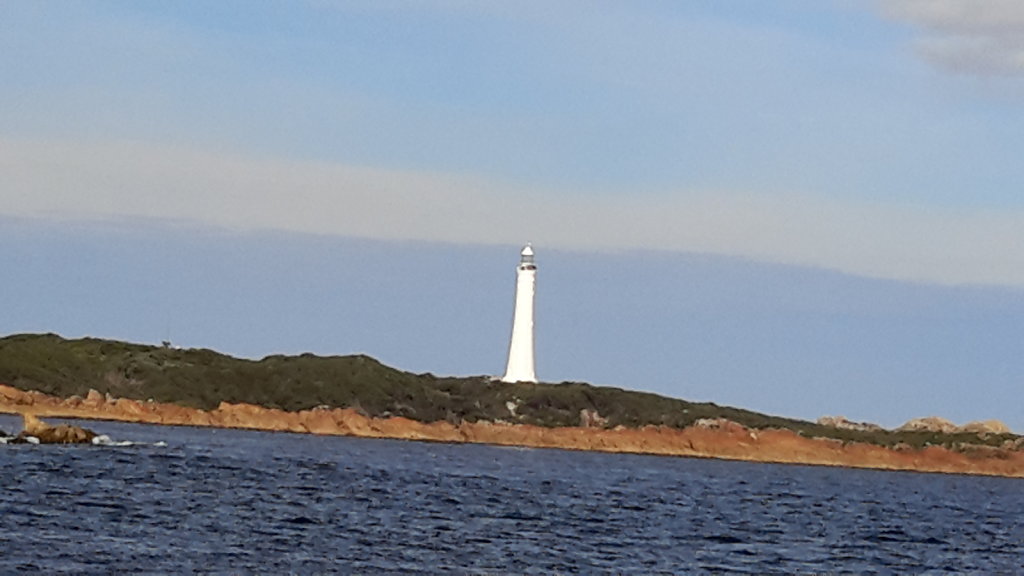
xmin=880 ymin=0 xmax=1024 ymax=75
xmin=5 ymin=136 xmax=1024 ymax=287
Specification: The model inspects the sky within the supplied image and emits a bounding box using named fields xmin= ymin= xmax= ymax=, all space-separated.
xmin=2 ymin=1 xmax=1024 ymax=430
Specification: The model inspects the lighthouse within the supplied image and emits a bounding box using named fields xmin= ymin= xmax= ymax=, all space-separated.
xmin=502 ymin=244 xmax=537 ymax=383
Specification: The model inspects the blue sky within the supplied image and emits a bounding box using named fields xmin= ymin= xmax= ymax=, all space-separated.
xmin=5 ymin=1 xmax=1024 ymax=282
xmin=2 ymin=1 xmax=1024 ymax=429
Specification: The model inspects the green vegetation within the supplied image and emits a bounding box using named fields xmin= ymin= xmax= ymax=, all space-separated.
xmin=0 ymin=333 xmax=1015 ymax=450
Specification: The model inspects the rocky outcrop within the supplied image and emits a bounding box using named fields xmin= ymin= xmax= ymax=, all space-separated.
xmin=817 ymin=415 xmax=884 ymax=432
xmin=2 ymin=383 xmax=1024 ymax=477
xmin=960 ymin=420 xmax=1011 ymax=435
xmin=898 ymin=417 xmax=959 ymax=434
xmin=18 ymin=413 xmax=97 ymax=444
xmin=897 ymin=417 xmax=1012 ymax=436
xmin=694 ymin=417 xmax=733 ymax=429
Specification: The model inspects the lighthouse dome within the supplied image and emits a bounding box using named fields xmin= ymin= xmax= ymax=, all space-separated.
xmin=518 ymin=243 xmax=536 ymax=268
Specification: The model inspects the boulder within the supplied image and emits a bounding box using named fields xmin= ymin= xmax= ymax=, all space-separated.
xmin=17 ymin=413 xmax=97 ymax=444
xmin=84 ymin=388 xmax=105 ymax=406
xmin=579 ymin=408 xmax=608 ymax=428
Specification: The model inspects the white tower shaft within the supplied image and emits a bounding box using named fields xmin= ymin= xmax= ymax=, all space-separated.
xmin=502 ymin=245 xmax=537 ymax=383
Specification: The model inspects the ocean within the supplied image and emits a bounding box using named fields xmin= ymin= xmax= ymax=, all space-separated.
xmin=1 ymin=414 xmax=1022 ymax=574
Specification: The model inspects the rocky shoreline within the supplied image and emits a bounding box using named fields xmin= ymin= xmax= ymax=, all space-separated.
xmin=2 ymin=384 xmax=1023 ymax=478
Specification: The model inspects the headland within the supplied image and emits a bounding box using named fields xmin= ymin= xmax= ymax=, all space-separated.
xmin=2 ymin=333 xmax=1022 ymax=477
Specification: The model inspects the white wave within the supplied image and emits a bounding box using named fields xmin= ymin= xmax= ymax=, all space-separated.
xmin=91 ymin=435 xmax=135 ymax=447
xmin=90 ymin=434 xmax=168 ymax=448
xmin=0 ymin=433 xmax=168 ymax=447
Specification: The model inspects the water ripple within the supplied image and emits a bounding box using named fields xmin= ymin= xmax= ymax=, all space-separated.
xmin=0 ymin=415 xmax=1023 ymax=573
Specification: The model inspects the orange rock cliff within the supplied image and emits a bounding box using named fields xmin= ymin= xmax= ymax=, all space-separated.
xmin=2 ymin=384 xmax=1023 ymax=478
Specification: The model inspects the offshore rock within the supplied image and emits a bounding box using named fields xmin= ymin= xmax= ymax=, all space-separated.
xmin=18 ymin=413 xmax=97 ymax=444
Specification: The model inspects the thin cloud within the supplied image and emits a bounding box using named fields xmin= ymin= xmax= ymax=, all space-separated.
xmin=4 ymin=136 xmax=1024 ymax=287
xmin=880 ymin=0 xmax=1024 ymax=75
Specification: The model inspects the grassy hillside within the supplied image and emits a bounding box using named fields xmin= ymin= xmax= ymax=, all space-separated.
xmin=0 ymin=333 xmax=1014 ymax=450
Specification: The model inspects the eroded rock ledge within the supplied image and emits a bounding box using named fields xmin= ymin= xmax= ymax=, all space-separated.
xmin=2 ymin=384 xmax=1023 ymax=477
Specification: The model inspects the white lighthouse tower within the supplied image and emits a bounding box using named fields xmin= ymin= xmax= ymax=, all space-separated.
xmin=502 ymin=243 xmax=537 ymax=383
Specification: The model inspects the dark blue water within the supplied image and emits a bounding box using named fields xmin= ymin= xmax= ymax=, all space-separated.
xmin=1 ymin=414 xmax=1022 ymax=574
